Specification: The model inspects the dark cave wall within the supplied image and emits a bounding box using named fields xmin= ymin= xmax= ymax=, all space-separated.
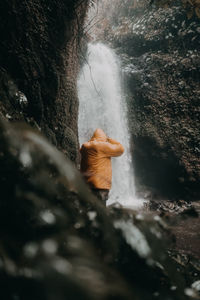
xmin=0 ymin=0 xmax=88 ymax=163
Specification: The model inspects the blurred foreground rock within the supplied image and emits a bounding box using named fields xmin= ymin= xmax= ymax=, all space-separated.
xmin=0 ymin=119 xmax=199 ymax=300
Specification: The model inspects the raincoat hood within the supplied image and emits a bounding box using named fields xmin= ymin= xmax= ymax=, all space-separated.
xmin=90 ymin=129 xmax=107 ymax=142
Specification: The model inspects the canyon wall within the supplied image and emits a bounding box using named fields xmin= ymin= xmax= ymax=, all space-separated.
xmin=0 ymin=0 xmax=89 ymax=163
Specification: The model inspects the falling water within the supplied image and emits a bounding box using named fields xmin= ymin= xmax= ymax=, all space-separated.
xmin=78 ymin=43 xmax=143 ymax=208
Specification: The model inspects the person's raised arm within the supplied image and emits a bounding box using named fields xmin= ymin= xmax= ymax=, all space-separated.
xmin=100 ymin=138 xmax=124 ymax=157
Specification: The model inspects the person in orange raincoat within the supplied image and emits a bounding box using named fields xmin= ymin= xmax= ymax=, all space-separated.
xmin=80 ymin=128 xmax=124 ymax=204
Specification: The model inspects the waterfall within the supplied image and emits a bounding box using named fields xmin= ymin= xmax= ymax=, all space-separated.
xmin=78 ymin=43 xmax=143 ymax=208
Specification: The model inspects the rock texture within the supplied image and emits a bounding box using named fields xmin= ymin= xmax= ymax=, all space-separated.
xmin=0 ymin=0 xmax=88 ymax=163
xmin=92 ymin=2 xmax=200 ymax=200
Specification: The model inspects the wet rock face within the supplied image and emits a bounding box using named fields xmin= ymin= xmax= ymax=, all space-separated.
xmin=125 ymin=49 xmax=200 ymax=200
xmin=1 ymin=119 xmax=198 ymax=300
xmin=96 ymin=3 xmax=200 ymax=200
xmin=0 ymin=0 xmax=88 ymax=163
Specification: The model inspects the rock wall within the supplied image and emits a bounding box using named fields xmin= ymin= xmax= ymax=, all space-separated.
xmin=92 ymin=2 xmax=200 ymax=200
xmin=0 ymin=0 xmax=89 ymax=163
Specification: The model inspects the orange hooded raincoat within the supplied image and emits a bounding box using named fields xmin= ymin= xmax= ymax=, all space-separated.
xmin=80 ymin=129 xmax=124 ymax=190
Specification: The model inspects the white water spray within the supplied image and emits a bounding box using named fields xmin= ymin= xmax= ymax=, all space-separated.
xmin=78 ymin=43 xmax=143 ymax=208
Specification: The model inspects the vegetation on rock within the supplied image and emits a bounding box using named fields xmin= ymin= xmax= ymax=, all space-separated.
xmin=91 ymin=0 xmax=200 ymax=200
